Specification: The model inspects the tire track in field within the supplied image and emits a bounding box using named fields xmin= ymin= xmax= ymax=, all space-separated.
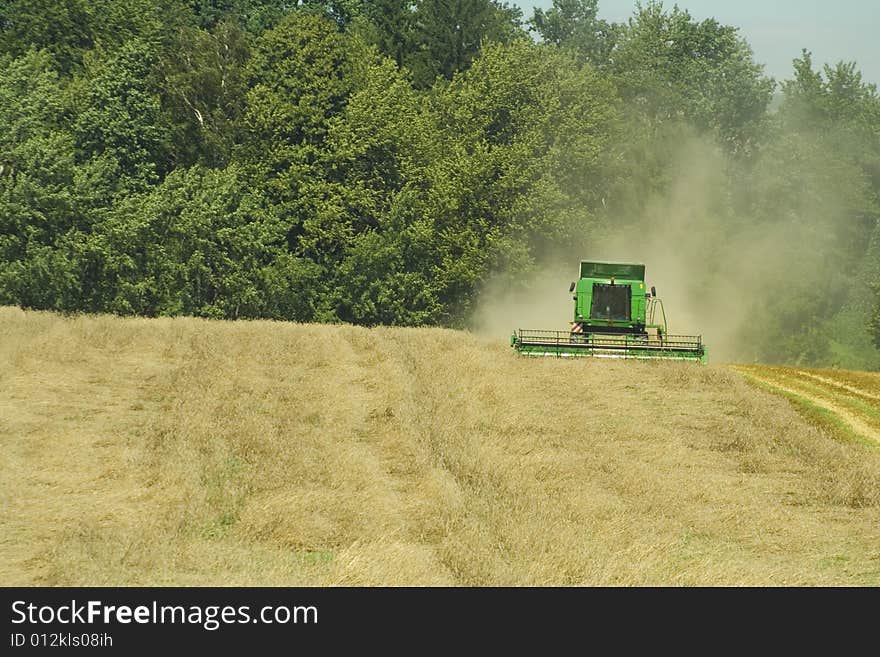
xmin=795 ymin=370 xmax=880 ymax=402
xmin=730 ymin=366 xmax=880 ymax=446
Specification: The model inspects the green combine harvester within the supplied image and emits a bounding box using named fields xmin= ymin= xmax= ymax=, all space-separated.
xmin=511 ymin=260 xmax=707 ymax=363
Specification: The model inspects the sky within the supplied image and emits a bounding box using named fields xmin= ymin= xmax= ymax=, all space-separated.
xmin=515 ymin=0 xmax=880 ymax=85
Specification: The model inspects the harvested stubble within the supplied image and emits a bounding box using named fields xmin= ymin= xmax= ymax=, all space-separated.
xmin=1 ymin=307 xmax=879 ymax=585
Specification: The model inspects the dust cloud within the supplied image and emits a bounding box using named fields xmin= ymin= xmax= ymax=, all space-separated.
xmin=470 ymin=133 xmax=862 ymax=364
xmin=470 ymin=266 xmax=575 ymax=339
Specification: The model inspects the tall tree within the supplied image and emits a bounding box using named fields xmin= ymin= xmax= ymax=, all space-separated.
xmin=779 ymin=51 xmax=880 ymax=366
xmin=94 ymin=164 xmax=292 ymax=318
xmin=419 ymin=39 xmax=619 ymax=322
xmin=0 ymin=50 xmax=80 ymax=309
xmin=354 ymin=0 xmax=415 ymax=67
xmin=0 ymin=0 xmax=93 ymax=72
xmin=610 ymin=1 xmax=774 ymax=150
xmin=319 ymin=53 xmax=441 ymax=324
xmin=187 ymin=1 xmax=319 ymax=31
xmin=72 ymin=38 xmax=171 ymax=196
xmin=408 ymin=0 xmax=523 ymax=88
xmin=159 ymin=18 xmax=250 ymax=168
xmin=235 ymin=12 xmax=367 ymax=319
xmin=528 ymin=0 xmax=615 ymax=66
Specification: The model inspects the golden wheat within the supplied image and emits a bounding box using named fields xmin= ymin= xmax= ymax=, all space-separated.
xmin=1 ymin=306 xmax=879 ymax=585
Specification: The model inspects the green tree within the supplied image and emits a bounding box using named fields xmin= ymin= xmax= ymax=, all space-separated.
xmin=91 ymin=164 xmax=289 ymax=318
xmin=408 ymin=0 xmax=524 ymax=88
xmin=233 ymin=12 xmax=372 ymax=319
xmin=0 ymin=50 xmax=81 ymax=309
xmin=159 ymin=18 xmax=250 ymax=168
xmin=295 ymin=0 xmax=360 ymax=28
xmin=419 ymin=39 xmax=619 ymax=322
xmin=777 ymin=51 xmax=880 ymax=366
xmin=611 ymin=1 xmax=774 ymax=150
xmin=0 ymin=0 xmax=173 ymax=72
xmin=72 ymin=39 xmax=171 ymax=195
xmin=187 ymin=1 xmax=327 ymax=32
xmin=0 ymin=0 xmax=93 ymax=72
xmin=353 ymin=0 xmax=415 ymax=67
xmin=528 ymin=0 xmax=615 ymax=66
xmin=242 ymin=12 xmax=356 ymax=158
xmin=782 ymin=51 xmax=880 ymax=126
xmin=320 ymin=54 xmax=442 ymax=324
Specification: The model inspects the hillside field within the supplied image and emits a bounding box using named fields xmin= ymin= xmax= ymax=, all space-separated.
xmin=1 ymin=307 xmax=879 ymax=586
xmin=732 ymin=365 xmax=880 ymax=447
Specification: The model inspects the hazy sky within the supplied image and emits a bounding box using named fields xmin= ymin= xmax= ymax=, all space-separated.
xmin=516 ymin=0 xmax=880 ymax=85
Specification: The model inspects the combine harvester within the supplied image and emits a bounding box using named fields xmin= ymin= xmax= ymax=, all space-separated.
xmin=511 ymin=260 xmax=707 ymax=363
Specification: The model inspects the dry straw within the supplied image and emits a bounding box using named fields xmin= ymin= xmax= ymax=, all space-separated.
xmin=1 ymin=307 xmax=879 ymax=585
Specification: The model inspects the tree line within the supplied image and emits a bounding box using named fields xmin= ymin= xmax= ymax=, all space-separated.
xmin=1 ymin=0 xmax=879 ymax=366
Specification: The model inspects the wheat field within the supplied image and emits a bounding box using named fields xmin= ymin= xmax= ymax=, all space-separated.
xmin=1 ymin=306 xmax=879 ymax=586
xmin=732 ymin=365 xmax=880 ymax=447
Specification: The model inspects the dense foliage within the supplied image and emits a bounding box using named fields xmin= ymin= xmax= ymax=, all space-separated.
xmin=1 ymin=0 xmax=879 ymax=366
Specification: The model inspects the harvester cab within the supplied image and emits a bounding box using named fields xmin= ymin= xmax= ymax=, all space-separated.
xmin=510 ymin=260 xmax=707 ymax=362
